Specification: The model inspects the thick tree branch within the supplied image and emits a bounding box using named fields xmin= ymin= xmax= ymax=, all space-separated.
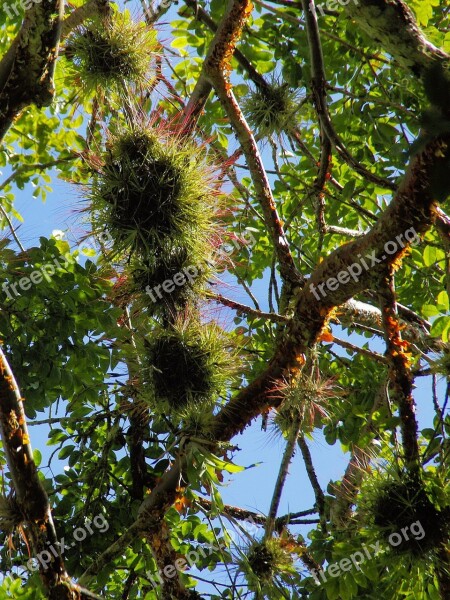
xmin=343 ymin=0 xmax=449 ymax=78
xmin=201 ymin=2 xmax=304 ymax=287
xmin=182 ymin=0 xmax=253 ymax=131
xmin=379 ymin=270 xmax=420 ymax=467
xmin=0 ymin=0 xmax=65 ymax=141
xmin=0 ymin=349 xmax=98 ymax=599
xmin=61 ymin=0 xmax=110 ymax=38
xmin=212 ymin=132 xmax=450 ymax=440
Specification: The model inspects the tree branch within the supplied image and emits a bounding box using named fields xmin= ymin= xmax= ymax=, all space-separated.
xmin=343 ymin=0 xmax=449 ymax=78
xmin=0 ymin=0 xmax=65 ymax=141
xmin=0 ymin=348 xmax=98 ymax=599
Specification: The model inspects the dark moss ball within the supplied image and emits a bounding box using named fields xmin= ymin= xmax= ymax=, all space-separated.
xmin=151 ymin=336 xmax=216 ymax=408
xmin=247 ymin=543 xmax=276 ymax=578
xmin=103 ymin=153 xmax=183 ymax=237
xmin=372 ymin=478 xmax=447 ymax=556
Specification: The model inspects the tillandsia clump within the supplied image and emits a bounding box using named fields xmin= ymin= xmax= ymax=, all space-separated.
xmin=130 ymin=243 xmax=214 ymax=314
xmin=429 ymin=345 xmax=450 ymax=377
xmin=146 ymin=319 xmax=236 ymax=410
xmin=66 ymin=9 xmax=158 ymax=96
xmin=243 ymin=81 xmax=301 ymax=137
xmin=0 ymin=495 xmax=22 ymax=533
xmin=273 ymin=374 xmax=334 ymax=437
xmin=364 ymin=470 xmax=450 ymax=557
xmin=243 ymin=538 xmax=295 ymax=584
xmin=178 ymin=405 xmax=216 ymax=440
xmin=88 ymin=125 xmax=217 ymax=258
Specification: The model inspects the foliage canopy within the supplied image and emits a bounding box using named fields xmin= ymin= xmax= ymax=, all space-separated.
xmin=0 ymin=1 xmax=449 ymax=599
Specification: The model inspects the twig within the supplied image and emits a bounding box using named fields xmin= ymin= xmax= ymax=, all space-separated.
xmin=265 ymin=416 xmax=302 ymax=538
xmin=210 ymin=293 xmax=289 ymax=323
xmin=0 ymin=204 xmax=25 ymax=252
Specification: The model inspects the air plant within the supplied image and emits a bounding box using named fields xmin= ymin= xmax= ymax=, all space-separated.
xmin=272 ymin=373 xmax=336 ymax=438
xmin=239 ymin=537 xmax=297 ymax=596
xmin=145 ymin=318 xmax=236 ymax=410
xmin=130 ymin=242 xmax=214 ymax=314
xmin=66 ymin=8 xmax=158 ymax=96
xmin=361 ymin=467 xmax=450 ymax=558
xmin=243 ymin=81 xmax=302 ymax=138
xmin=0 ymin=495 xmax=22 ymax=533
xmin=88 ymin=125 xmax=218 ymax=258
xmin=178 ymin=405 xmax=216 ymax=440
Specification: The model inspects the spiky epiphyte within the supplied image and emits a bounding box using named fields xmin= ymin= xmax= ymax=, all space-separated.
xmin=364 ymin=471 xmax=450 ymax=557
xmin=89 ymin=126 xmax=217 ymax=257
xmin=66 ymin=9 xmax=158 ymax=95
xmin=244 ymin=538 xmax=294 ymax=584
xmin=179 ymin=405 xmax=216 ymax=440
xmin=430 ymin=346 xmax=450 ymax=377
xmin=146 ymin=319 xmax=235 ymax=410
xmin=130 ymin=243 xmax=214 ymax=313
xmin=243 ymin=82 xmax=301 ymax=137
xmin=0 ymin=495 xmax=22 ymax=533
xmin=273 ymin=374 xmax=335 ymax=436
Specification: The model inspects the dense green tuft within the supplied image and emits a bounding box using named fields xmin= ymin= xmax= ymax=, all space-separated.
xmin=129 ymin=243 xmax=214 ymax=314
xmin=244 ymin=538 xmax=294 ymax=584
xmin=363 ymin=471 xmax=450 ymax=557
xmin=67 ymin=9 xmax=158 ymax=95
xmin=146 ymin=319 xmax=235 ymax=410
xmin=243 ymin=82 xmax=301 ymax=137
xmin=89 ymin=126 xmax=217 ymax=258
xmin=0 ymin=495 xmax=22 ymax=533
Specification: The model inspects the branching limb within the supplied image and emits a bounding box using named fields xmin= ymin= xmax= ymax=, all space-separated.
xmin=301 ymin=0 xmax=397 ymax=191
xmin=343 ymin=0 xmax=449 ymax=78
xmin=298 ymin=435 xmax=326 ymax=531
xmin=210 ymin=293 xmax=289 ymax=323
xmin=378 ymin=270 xmax=420 ymax=467
xmin=201 ymin=2 xmax=304 ymax=287
xmin=61 ymin=0 xmax=111 ymax=37
xmin=213 ymin=130 xmax=450 ymax=440
xmin=0 ymin=349 xmax=99 ymax=599
xmin=0 ymin=0 xmax=65 ymax=141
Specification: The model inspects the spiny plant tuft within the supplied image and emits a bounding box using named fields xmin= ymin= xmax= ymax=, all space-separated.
xmin=362 ymin=469 xmax=450 ymax=557
xmin=178 ymin=405 xmax=217 ymax=440
xmin=242 ymin=537 xmax=295 ymax=586
xmin=88 ymin=125 xmax=217 ymax=258
xmin=66 ymin=9 xmax=158 ymax=95
xmin=146 ymin=318 xmax=235 ymax=410
xmin=273 ymin=373 xmax=335 ymax=437
xmin=0 ymin=495 xmax=22 ymax=533
xmin=129 ymin=243 xmax=214 ymax=314
xmin=243 ymin=82 xmax=301 ymax=137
